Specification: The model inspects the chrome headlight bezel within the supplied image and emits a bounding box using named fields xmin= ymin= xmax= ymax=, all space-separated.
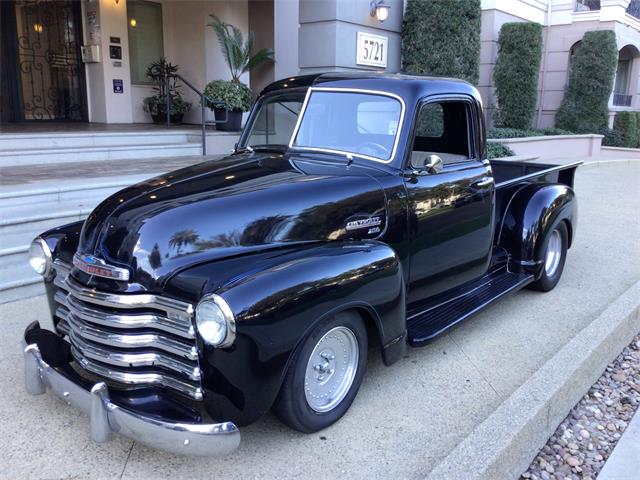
xmin=195 ymin=294 xmax=236 ymax=348
xmin=29 ymin=237 xmax=53 ymax=279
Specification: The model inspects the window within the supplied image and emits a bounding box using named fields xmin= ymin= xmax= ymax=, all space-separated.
xmin=242 ymin=92 xmax=305 ymax=147
xmin=293 ymin=90 xmax=402 ymax=161
xmin=410 ymin=101 xmax=472 ymax=169
xmin=127 ymin=0 xmax=163 ymax=85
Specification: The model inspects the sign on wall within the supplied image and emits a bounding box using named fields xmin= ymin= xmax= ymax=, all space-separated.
xmin=356 ymin=32 xmax=388 ymax=68
xmin=113 ymin=79 xmax=123 ymax=94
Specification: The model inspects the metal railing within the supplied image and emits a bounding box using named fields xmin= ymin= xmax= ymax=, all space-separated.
xmin=163 ymin=73 xmax=227 ymax=156
xmin=613 ymin=93 xmax=633 ymax=107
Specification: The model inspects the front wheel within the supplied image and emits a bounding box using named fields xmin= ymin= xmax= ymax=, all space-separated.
xmin=528 ymin=221 xmax=568 ymax=292
xmin=273 ymin=311 xmax=368 ymax=433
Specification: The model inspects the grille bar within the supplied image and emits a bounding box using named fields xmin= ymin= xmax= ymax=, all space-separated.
xmin=71 ymin=346 xmax=203 ymax=399
xmin=57 ymin=306 xmax=198 ymax=361
xmin=54 ymin=290 xmax=195 ymax=339
xmin=51 ymin=261 xmax=203 ymax=400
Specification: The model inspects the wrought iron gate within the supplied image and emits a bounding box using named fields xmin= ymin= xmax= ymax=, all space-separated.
xmin=9 ymin=0 xmax=87 ymax=121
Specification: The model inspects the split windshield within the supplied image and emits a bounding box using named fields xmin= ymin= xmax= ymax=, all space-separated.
xmin=240 ymin=89 xmax=403 ymax=162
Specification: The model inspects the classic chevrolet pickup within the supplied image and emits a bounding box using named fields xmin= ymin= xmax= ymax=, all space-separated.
xmin=24 ymin=73 xmax=580 ymax=456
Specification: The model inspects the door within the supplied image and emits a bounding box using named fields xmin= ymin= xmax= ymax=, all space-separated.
xmin=1 ymin=0 xmax=87 ymax=122
xmin=404 ymin=97 xmax=495 ymax=304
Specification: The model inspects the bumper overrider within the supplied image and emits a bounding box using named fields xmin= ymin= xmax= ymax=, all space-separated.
xmin=23 ymin=321 xmax=240 ymax=456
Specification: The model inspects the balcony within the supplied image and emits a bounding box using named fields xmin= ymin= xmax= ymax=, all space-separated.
xmin=613 ymin=93 xmax=633 ymax=107
xmin=575 ymin=0 xmax=600 ymax=12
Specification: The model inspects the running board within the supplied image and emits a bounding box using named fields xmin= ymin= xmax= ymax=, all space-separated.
xmin=407 ymin=271 xmax=534 ymax=346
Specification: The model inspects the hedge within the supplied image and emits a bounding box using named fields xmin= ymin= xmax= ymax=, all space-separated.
xmin=555 ymin=30 xmax=618 ymax=133
xmin=493 ymin=22 xmax=543 ymax=129
xmin=612 ymin=111 xmax=640 ymax=148
xmin=487 ymin=127 xmax=574 ymax=139
xmin=487 ymin=143 xmax=515 ymax=159
xmin=402 ymin=0 xmax=481 ymax=84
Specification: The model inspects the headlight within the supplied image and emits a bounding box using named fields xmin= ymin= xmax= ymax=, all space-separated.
xmin=195 ymin=294 xmax=236 ymax=347
xmin=29 ymin=238 xmax=52 ymax=278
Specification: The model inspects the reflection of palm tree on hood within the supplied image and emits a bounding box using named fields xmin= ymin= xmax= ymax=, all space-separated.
xmin=169 ymin=229 xmax=199 ymax=255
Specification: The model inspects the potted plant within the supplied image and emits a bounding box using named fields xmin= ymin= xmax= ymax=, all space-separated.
xmin=206 ymin=15 xmax=273 ymax=131
xmin=142 ymin=58 xmax=192 ymax=124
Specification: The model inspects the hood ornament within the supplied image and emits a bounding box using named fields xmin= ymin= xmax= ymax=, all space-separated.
xmin=73 ymin=253 xmax=130 ymax=281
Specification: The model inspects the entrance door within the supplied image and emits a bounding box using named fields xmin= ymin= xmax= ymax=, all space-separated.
xmin=1 ymin=0 xmax=87 ymax=122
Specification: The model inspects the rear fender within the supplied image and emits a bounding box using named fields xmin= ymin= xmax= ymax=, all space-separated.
xmin=498 ymin=184 xmax=576 ymax=276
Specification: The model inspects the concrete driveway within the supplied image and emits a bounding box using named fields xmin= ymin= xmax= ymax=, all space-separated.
xmin=1 ymin=161 xmax=638 ymax=480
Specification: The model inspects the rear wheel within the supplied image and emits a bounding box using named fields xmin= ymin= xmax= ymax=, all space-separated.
xmin=273 ymin=311 xmax=368 ymax=433
xmin=528 ymin=222 xmax=568 ymax=292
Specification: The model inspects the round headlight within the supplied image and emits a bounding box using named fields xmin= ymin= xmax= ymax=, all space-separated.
xmin=195 ymin=295 xmax=235 ymax=347
xmin=29 ymin=238 xmax=52 ymax=277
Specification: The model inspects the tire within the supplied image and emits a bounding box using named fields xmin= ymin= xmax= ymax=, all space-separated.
xmin=273 ymin=311 xmax=368 ymax=433
xmin=528 ymin=221 xmax=568 ymax=292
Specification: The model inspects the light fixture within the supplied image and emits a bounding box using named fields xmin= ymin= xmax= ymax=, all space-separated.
xmin=33 ymin=23 xmax=43 ymax=33
xmin=115 ymin=0 xmax=120 ymax=4
xmin=370 ymin=0 xmax=390 ymax=23
xmin=129 ymin=18 xmax=137 ymax=28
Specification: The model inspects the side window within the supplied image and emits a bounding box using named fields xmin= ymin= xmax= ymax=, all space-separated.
xmin=410 ymin=100 xmax=473 ymax=169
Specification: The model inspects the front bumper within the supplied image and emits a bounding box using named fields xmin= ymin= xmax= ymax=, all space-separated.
xmin=23 ymin=321 xmax=240 ymax=456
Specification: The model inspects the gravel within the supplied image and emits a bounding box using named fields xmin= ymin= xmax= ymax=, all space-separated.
xmin=520 ymin=333 xmax=640 ymax=480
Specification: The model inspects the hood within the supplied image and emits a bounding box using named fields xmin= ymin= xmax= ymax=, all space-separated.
xmin=77 ymin=152 xmax=388 ymax=290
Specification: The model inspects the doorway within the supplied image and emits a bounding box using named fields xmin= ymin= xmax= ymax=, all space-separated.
xmin=1 ymin=0 xmax=88 ymax=122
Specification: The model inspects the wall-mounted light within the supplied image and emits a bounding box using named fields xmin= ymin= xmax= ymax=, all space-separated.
xmin=129 ymin=18 xmax=137 ymax=28
xmin=115 ymin=0 xmax=120 ymax=4
xmin=33 ymin=23 xmax=43 ymax=33
xmin=370 ymin=0 xmax=390 ymax=23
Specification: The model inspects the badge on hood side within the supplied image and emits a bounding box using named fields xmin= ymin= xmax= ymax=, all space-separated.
xmin=73 ymin=253 xmax=130 ymax=281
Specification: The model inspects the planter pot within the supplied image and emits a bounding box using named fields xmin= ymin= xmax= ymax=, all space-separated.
xmin=214 ymin=108 xmax=242 ymax=132
xmin=151 ymin=112 xmax=185 ymax=125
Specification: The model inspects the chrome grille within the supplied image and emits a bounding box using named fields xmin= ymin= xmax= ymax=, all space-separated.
xmin=51 ymin=261 xmax=203 ymax=400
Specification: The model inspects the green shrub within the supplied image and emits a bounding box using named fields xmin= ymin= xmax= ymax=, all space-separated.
xmin=612 ymin=111 xmax=640 ymax=148
xmin=402 ymin=0 xmax=481 ymax=84
xmin=555 ymin=30 xmax=618 ymax=133
xmin=204 ymin=80 xmax=252 ymax=112
xmin=493 ymin=22 xmax=543 ymax=129
xmin=601 ymin=128 xmax=624 ymax=147
xmin=487 ymin=127 xmax=574 ymax=139
xmin=487 ymin=142 xmax=515 ymax=159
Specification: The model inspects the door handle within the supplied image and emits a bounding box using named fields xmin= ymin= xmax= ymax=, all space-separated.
xmin=474 ymin=177 xmax=494 ymax=187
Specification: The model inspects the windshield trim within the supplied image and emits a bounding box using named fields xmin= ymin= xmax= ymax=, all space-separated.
xmin=288 ymin=87 xmax=406 ymax=165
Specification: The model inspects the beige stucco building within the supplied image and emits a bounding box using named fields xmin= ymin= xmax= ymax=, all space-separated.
xmin=1 ymin=0 xmax=638 ymax=129
xmin=480 ymin=0 xmax=640 ymax=128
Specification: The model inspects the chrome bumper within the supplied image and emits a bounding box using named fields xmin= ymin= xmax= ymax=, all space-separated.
xmin=23 ymin=333 xmax=240 ymax=456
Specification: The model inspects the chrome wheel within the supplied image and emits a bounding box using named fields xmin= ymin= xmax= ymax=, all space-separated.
xmin=304 ymin=326 xmax=359 ymax=413
xmin=544 ymin=229 xmax=562 ymax=277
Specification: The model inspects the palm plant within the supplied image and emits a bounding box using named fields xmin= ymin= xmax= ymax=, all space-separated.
xmin=208 ymin=15 xmax=274 ymax=83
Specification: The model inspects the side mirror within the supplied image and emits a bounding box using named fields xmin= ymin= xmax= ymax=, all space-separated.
xmin=424 ymin=154 xmax=443 ymax=174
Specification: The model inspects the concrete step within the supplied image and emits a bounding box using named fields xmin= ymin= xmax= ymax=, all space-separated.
xmin=0 ymin=260 xmax=45 ymax=304
xmin=0 ymin=142 xmax=203 ymax=167
xmin=0 ymin=130 xmax=200 ymax=150
xmin=0 ymin=177 xmax=147 ymax=208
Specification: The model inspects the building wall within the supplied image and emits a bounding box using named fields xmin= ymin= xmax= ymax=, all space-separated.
xmin=298 ymin=0 xmax=403 ymax=74
xmin=274 ymin=0 xmax=299 ymax=80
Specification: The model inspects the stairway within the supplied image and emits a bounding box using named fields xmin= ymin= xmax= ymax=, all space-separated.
xmin=0 ymin=129 xmax=204 ymax=167
xmin=0 ymin=175 xmax=156 ymax=303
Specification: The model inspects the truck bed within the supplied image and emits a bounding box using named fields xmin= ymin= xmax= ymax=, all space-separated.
xmin=490 ymin=158 xmax=582 ymax=189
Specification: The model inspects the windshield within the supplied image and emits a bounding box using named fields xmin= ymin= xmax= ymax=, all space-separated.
xmin=240 ymin=92 xmax=305 ymax=149
xmin=292 ymin=90 xmax=403 ymax=162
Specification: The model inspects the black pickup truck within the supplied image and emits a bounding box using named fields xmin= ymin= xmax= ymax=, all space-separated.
xmin=24 ymin=73 xmax=580 ymax=456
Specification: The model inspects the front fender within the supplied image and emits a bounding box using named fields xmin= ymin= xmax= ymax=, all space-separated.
xmin=192 ymin=241 xmax=405 ymax=426
xmin=498 ymin=184 xmax=576 ymax=275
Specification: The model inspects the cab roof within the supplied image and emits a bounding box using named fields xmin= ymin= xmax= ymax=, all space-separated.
xmin=261 ymin=72 xmax=482 ymax=106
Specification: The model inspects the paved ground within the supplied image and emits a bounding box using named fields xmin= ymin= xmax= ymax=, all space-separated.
xmin=0 ymin=155 xmax=220 ymax=186
xmin=1 ymin=161 xmax=638 ymax=479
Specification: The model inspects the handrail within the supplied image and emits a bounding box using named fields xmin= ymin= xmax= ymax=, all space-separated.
xmin=163 ymin=73 xmax=228 ymax=156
